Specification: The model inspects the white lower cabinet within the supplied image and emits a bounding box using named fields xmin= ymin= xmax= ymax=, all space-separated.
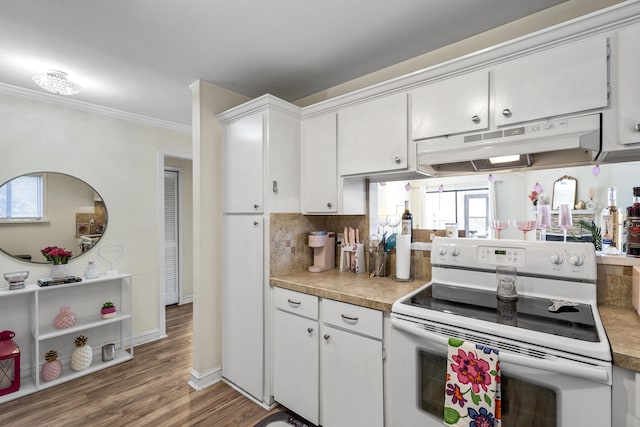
xmin=273 ymin=288 xmax=320 ymax=424
xmin=272 ymin=288 xmax=384 ymax=427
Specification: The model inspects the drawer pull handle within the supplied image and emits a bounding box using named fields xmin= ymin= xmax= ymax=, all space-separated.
xmin=324 ymin=334 xmax=330 ymax=341
xmin=307 ymin=327 xmax=314 ymax=334
xmin=341 ymin=314 xmax=359 ymax=323
xmin=287 ymin=299 xmax=301 ymax=306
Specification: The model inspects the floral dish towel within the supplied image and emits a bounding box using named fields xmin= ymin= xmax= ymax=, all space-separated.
xmin=444 ymin=338 xmax=501 ymax=427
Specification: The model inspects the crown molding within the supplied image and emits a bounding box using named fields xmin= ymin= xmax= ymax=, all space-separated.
xmin=0 ymin=82 xmax=191 ymax=134
xmin=216 ymin=93 xmax=301 ymax=124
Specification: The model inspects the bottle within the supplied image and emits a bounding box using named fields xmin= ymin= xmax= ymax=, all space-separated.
xmin=601 ymin=187 xmax=620 ymax=254
xmin=401 ymin=200 xmax=413 ymax=242
xmin=626 ymin=187 xmax=640 ymax=258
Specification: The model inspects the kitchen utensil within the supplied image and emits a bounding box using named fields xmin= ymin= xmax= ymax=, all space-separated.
xmin=384 ymin=233 xmax=397 ymax=253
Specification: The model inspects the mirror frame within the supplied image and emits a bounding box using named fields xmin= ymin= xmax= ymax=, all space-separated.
xmin=551 ymin=175 xmax=577 ymax=210
xmin=0 ymin=171 xmax=108 ymax=264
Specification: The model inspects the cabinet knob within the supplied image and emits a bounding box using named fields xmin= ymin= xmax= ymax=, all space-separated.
xmin=472 ymin=115 xmax=481 ymax=124
xmin=253 ymin=221 xmax=259 ymax=226
xmin=307 ymin=327 xmax=314 ymax=334
xmin=502 ymin=109 xmax=512 ymax=118
xmin=327 ymin=202 xmax=333 ymax=208
xmin=635 ymin=123 xmax=640 ymax=132
xmin=393 ymin=156 xmax=402 ymax=164
xmin=253 ymin=204 xmax=260 ymax=210
xmin=323 ymin=334 xmax=330 ymax=341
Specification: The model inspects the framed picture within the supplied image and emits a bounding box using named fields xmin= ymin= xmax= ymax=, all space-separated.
xmin=76 ymin=223 xmax=91 ymax=237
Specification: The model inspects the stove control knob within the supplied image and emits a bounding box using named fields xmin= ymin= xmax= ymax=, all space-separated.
xmin=451 ymin=248 xmax=460 ymax=257
xmin=439 ymin=247 xmax=447 ymax=256
xmin=550 ymin=253 xmax=563 ymax=265
xmin=569 ymin=254 xmax=584 ymax=266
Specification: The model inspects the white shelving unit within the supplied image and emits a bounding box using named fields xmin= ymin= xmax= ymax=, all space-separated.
xmin=0 ymin=274 xmax=132 ymax=404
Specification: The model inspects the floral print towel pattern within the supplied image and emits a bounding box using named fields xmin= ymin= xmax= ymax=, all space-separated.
xmin=444 ymin=338 xmax=501 ymax=427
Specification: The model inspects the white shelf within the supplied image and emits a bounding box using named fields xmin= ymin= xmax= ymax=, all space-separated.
xmin=37 ymin=349 xmax=132 ymax=391
xmin=0 ymin=274 xmax=133 ymax=404
xmin=37 ymin=312 xmax=131 ymax=341
xmin=0 ymin=377 xmax=35 ymax=405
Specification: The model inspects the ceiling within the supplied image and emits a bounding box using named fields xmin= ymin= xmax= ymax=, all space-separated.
xmin=0 ymin=0 xmax=568 ymax=127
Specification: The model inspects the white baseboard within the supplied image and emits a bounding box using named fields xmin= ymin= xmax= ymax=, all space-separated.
xmin=188 ymin=366 xmax=222 ymax=391
xmin=180 ymin=295 xmax=193 ymax=304
xmin=222 ymin=379 xmax=276 ymax=410
xmin=132 ymin=328 xmax=167 ymax=347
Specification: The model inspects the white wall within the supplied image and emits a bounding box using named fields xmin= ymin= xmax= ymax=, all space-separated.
xmin=0 ymin=94 xmax=191 ymax=341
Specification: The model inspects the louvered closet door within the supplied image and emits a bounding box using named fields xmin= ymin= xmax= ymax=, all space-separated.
xmin=164 ymin=170 xmax=179 ymax=305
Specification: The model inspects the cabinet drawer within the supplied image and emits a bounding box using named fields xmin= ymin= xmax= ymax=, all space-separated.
xmin=274 ymin=287 xmax=318 ymax=320
xmin=321 ymin=299 xmax=382 ymax=340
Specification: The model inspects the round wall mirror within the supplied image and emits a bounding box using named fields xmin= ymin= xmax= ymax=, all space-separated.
xmin=0 ymin=172 xmax=107 ymax=263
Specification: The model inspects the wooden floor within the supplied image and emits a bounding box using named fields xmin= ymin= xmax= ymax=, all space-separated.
xmin=0 ymin=303 xmax=282 ymax=426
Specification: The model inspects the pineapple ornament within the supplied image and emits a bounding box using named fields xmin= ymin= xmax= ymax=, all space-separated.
xmin=41 ymin=350 xmax=62 ymax=381
xmin=70 ymin=335 xmax=92 ymax=371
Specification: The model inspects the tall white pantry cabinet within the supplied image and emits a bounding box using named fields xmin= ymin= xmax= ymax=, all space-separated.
xmin=218 ymin=94 xmax=300 ymax=404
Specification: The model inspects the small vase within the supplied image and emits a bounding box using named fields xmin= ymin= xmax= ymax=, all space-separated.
xmin=51 ymin=264 xmax=70 ymax=279
xmin=84 ymin=261 xmax=99 ymax=279
xmin=54 ymin=306 xmax=76 ymax=329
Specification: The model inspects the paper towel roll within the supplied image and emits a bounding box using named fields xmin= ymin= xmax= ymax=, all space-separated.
xmin=396 ymin=234 xmax=411 ymax=280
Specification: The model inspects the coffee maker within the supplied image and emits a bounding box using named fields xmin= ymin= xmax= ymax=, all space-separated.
xmin=308 ymin=231 xmax=336 ymax=272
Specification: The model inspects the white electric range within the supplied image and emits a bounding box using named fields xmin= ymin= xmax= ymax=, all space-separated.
xmin=390 ymin=237 xmax=611 ymax=427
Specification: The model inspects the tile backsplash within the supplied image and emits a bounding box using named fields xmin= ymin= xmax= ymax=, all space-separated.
xmin=270 ymin=213 xmax=367 ymax=276
xmin=270 ymin=212 xmax=433 ymax=280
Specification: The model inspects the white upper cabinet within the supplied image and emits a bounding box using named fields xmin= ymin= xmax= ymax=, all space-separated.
xmin=223 ymin=112 xmax=264 ymax=213
xmin=338 ymin=92 xmax=408 ymax=176
xmin=302 ymin=113 xmax=338 ymax=213
xmin=615 ymin=22 xmax=640 ymax=146
xmin=221 ymin=96 xmax=301 ymax=214
xmin=411 ymin=70 xmax=489 ymax=140
xmin=494 ymin=36 xmax=608 ymax=126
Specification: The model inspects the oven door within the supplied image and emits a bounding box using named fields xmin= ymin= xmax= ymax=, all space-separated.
xmin=390 ymin=315 xmax=611 ymax=427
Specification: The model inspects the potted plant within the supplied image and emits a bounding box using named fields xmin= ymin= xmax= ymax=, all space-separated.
xmin=101 ymin=302 xmax=116 ymax=319
xmin=41 ymin=246 xmax=73 ymax=279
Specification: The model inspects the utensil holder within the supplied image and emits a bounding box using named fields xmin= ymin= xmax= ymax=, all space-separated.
xmin=369 ymin=249 xmax=388 ymax=277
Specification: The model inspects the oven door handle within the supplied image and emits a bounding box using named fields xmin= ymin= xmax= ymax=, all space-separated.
xmin=392 ymin=318 xmax=610 ymax=384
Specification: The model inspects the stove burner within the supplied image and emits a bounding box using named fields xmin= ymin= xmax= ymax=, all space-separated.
xmin=408 ymin=283 xmax=599 ymax=342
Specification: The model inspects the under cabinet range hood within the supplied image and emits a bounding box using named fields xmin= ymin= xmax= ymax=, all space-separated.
xmin=417 ymin=114 xmax=601 ymax=176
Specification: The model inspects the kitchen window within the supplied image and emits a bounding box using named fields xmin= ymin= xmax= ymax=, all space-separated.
xmin=0 ymin=174 xmax=45 ymax=222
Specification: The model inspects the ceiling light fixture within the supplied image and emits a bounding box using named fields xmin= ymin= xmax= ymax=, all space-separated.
xmin=32 ymin=70 xmax=82 ymax=95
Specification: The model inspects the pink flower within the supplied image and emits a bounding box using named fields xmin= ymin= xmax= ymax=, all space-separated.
xmin=450 ymin=348 xmax=492 ymax=393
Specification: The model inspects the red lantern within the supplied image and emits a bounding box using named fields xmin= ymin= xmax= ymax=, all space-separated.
xmin=0 ymin=330 xmax=20 ymax=396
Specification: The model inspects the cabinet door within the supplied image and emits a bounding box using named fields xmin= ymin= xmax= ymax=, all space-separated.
xmin=412 ymin=70 xmax=489 ymax=140
xmin=222 ymin=215 xmax=264 ymax=400
xmin=223 ymin=112 xmax=264 ymax=213
xmin=338 ymin=92 xmax=408 ymax=175
xmin=320 ymin=325 xmax=383 ymax=427
xmin=273 ymin=310 xmax=319 ymax=425
xmin=302 ymin=114 xmax=338 ymax=213
xmin=617 ymin=23 xmax=640 ymax=145
xmin=494 ymin=36 xmax=608 ymax=126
